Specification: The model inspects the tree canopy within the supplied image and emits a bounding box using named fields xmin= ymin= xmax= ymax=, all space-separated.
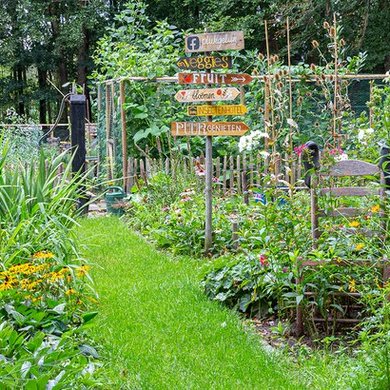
xmin=0 ymin=0 xmax=388 ymax=122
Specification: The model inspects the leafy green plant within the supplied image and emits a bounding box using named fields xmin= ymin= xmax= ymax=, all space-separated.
xmin=0 ymin=144 xmax=85 ymax=265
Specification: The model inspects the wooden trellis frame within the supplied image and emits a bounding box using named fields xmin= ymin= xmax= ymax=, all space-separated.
xmin=95 ymin=15 xmax=389 ymax=190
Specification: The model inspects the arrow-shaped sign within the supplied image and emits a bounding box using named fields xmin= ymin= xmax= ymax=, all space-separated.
xmin=178 ymin=73 xmax=253 ymax=85
xmin=187 ymin=104 xmax=247 ymax=116
xmin=175 ymin=87 xmax=240 ymax=103
xmin=171 ymin=122 xmax=249 ymax=137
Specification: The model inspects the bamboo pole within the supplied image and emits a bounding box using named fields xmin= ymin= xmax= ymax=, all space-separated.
xmin=222 ymin=156 xmax=228 ymax=194
xmin=287 ymin=17 xmax=293 ymax=153
xmin=105 ymin=84 xmax=112 ymax=180
xmin=333 ymin=13 xmax=339 ymax=147
xmin=264 ymin=20 xmax=275 ymax=149
xmin=120 ymin=81 xmax=128 ymax=191
xmin=369 ymin=80 xmax=374 ymax=128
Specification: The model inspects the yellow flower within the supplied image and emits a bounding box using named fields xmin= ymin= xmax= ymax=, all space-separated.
xmin=349 ymin=221 xmax=360 ymax=228
xmin=65 ymin=288 xmax=76 ymax=296
xmin=348 ymin=279 xmax=356 ymax=293
xmin=33 ymin=251 xmax=54 ymax=260
xmin=48 ymin=272 xmax=64 ymax=283
xmin=371 ymin=204 xmax=380 ymax=213
xmin=59 ymin=267 xmax=70 ymax=275
xmin=355 ymin=243 xmax=364 ymax=251
xmin=76 ymin=265 xmax=91 ymax=278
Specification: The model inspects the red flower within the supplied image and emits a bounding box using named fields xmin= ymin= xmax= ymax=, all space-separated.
xmin=259 ymin=254 xmax=268 ymax=267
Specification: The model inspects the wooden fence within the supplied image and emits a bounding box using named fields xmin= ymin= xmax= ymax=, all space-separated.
xmin=123 ymin=153 xmax=303 ymax=193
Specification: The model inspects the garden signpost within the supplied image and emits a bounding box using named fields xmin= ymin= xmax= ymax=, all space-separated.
xmin=174 ymin=87 xmax=240 ymax=102
xmin=170 ymin=122 xmax=249 ymax=136
xmin=187 ymin=104 xmax=247 ymax=116
xmin=185 ymin=31 xmax=244 ymax=53
xmin=172 ymin=30 xmax=250 ymax=254
xmin=178 ymin=73 xmax=253 ymax=85
xmin=176 ymin=56 xmax=233 ymax=70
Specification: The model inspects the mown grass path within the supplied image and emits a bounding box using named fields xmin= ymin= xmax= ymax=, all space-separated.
xmin=79 ymin=217 xmax=306 ymax=389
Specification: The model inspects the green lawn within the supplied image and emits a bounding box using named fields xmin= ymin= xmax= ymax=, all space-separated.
xmin=78 ymin=217 xmax=350 ymax=389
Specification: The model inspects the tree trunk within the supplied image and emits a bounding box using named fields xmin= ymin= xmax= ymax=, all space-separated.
xmin=17 ymin=65 xmax=25 ymax=116
xmin=38 ymin=69 xmax=47 ymax=124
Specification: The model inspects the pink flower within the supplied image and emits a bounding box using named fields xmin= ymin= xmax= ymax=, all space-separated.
xmin=294 ymin=144 xmax=307 ymax=156
xmin=259 ymin=254 xmax=268 ymax=267
xmin=328 ymin=148 xmax=344 ymax=155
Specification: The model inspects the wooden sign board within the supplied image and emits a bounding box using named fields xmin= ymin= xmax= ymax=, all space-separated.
xmin=176 ymin=56 xmax=233 ymax=70
xmin=175 ymin=87 xmax=240 ymax=103
xmin=187 ymin=104 xmax=247 ymax=116
xmin=178 ymin=72 xmax=253 ymax=85
xmin=171 ymin=122 xmax=249 ymax=136
xmin=185 ymin=31 xmax=244 ymax=53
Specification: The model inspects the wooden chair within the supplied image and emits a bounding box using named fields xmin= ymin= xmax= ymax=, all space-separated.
xmin=296 ymin=142 xmax=389 ymax=336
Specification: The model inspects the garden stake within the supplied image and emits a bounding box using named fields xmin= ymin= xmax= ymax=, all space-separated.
xmin=120 ymin=80 xmax=128 ymax=192
xmin=204 ymin=50 xmax=213 ymax=254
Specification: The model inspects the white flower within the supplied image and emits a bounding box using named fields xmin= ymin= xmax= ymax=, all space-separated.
xmin=357 ymin=128 xmax=374 ymax=145
xmin=335 ymin=153 xmax=348 ymax=161
xmin=287 ymin=118 xmax=299 ymax=129
xmin=238 ymin=131 xmax=269 ymax=152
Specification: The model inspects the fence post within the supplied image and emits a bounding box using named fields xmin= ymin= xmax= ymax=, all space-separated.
xmin=70 ymin=94 xmax=87 ymax=213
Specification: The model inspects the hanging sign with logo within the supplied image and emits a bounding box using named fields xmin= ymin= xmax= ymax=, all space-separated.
xmin=185 ymin=31 xmax=244 ymax=53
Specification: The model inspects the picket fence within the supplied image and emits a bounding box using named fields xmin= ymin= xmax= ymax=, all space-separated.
xmin=123 ymin=153 xmax=303 ymax=193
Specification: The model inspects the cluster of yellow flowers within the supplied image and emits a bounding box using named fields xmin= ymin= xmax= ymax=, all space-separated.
xmin=0 ymin=252 xmax=91 ymax=294
xmin=0 ymin=260 xmax=68 ymax=292
xmin=32 ymin=251 xmax=55 ymax=260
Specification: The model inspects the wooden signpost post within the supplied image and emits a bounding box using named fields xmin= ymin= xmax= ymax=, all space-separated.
xmin=187 ymin=104 xmax=247 ymax=116
xmin=178 ymin=72 xmax=253 ymax=85
xmin=174 ymin=87 xmax=240 ymax=103
xmin=173 ymin=30 xmax=249 ymax=254
xmin=176 ymin=56 xmax=233 ymax=70
xmin=185 ymin=31 xmax=244 ymax=53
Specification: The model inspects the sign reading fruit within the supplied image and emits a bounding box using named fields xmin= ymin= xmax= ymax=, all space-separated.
xmin=174 ymin=87 xmax=240 ymax=103
xmin=178 ymin=72 xmax=253 ymax=85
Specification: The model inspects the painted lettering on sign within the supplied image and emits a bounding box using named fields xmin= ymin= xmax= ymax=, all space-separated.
xmin=187 ymin=105 xmax=247 ymax=116
xmin=185 ymin=31 xmax=244 ymax=53
xmin=175 ymin=87 xmax=240 ymax=103
xmin=171 ymin=122 xmax=249 ymax=137
xmin=176 ymin=56 xmax=233 ymax=70
xmin=178 ymin=73 xmax=253 ymax=85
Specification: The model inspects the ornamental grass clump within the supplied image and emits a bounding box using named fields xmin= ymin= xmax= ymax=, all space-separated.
xmin=0 ymin=143 xmax=84 ymax=265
